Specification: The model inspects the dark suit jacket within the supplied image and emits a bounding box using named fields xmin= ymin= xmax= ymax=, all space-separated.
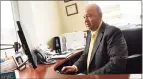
xmin=74 ymin=22 xmax=128 ymax=74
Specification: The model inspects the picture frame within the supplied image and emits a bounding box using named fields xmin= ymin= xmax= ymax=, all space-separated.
xmin=65 ymin=3 xmax=78 ymax=16
xmin=64 ymin=0 xmax=73 ymax=3
xmin=13 ymin=55 xmax=26 ymax=70
xmin=14 ymin=55 xmax=23 ymax=66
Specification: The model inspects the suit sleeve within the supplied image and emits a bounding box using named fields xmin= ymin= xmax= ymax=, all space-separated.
xmin=90 ymin=28 xmax=128 ymax=74
xmin=73 ymin=31 xmax=90 ymax=73
xmin=73 ymin=51 xmax=87 ymax=73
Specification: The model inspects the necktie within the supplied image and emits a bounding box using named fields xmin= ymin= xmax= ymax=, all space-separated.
xmin=87 ymin=33 xmax=96 ymax=73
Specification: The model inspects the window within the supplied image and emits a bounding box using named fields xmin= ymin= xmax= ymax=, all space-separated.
xmin=88 ymin=1 xmax=141 ymax=29
xmin=1 ymin=1 xmax=17 ymax=58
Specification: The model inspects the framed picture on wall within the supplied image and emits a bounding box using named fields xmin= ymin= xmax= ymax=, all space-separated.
xmin=65 ymin=3 xmax=78 ymax=16
xmin=64 ymin=0 xmax=73 ymax=3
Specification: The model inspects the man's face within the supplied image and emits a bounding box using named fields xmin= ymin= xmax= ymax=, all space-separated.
xmin=84 ymin=7 xmax=101 ymax=31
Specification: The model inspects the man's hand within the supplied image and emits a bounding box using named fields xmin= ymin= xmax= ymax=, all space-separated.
xmin=61 ymin=66 xmax=76 ymax=74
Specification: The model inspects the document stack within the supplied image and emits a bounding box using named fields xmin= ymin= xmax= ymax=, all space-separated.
xmin=0 ymin=56 xmax=17 ymax=79
xmin=0 ymin=53 xmax=28 ymax=79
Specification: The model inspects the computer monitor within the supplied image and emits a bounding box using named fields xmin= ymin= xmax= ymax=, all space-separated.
xmin=16 ymin=21 xmax=37 ymax=69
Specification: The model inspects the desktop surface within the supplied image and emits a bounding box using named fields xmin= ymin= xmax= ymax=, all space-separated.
xmin=17 ymin=59 xmax=64 ymax=79
xmin=17 ymin=50 xmax=141 ymax=79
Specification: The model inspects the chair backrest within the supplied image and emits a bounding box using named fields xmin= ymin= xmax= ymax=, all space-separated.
xmin=122 ymin=28 xmax=142 ymax=55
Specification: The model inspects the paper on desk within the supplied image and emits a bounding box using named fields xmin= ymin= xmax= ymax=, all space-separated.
xmin=129 ymin=74 xmax=142 ymax=79
xmin=14 ymin=70 xmax=19 ymax=78
xmin=0 ymin=58 xmax=17 ymax=73
xmin=0 ymin=55 xmax=28 ymax=73
xmin=64 ymin=31 xmax=86 ymax=50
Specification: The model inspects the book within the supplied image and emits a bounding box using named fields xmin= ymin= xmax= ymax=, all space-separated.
xmin=0 ymin=71 xmax=16 ymax=79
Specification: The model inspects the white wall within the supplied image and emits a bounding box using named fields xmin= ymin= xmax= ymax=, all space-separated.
xmin=11 ymin=1 xmax=142 ymax=50
xmin=58 ymin=1 xmax=87 ymax=33
xmin=17 ymin=1 xmax=38 ymax=49
xmin=30 ymin=1 xmax=62 ymax=47
xmin=17 ymin=1 xmax=62 ymax=48
xmin=12 ymin=1 xmax=87 ymax=48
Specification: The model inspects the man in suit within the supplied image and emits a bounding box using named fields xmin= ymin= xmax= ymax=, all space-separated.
xmin=61 ymin=3 xmax=128 ymax=74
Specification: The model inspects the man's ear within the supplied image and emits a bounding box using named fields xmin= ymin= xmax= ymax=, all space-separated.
xmin=99 ymin=13 xmax=102 ymax=18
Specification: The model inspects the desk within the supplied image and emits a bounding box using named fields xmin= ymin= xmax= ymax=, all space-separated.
xmin=17 ymin=50 xmax=141 ymax=79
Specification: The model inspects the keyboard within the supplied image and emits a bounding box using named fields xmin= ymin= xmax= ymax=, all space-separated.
xmin=51 ymin=51 xmax=73 ymax=59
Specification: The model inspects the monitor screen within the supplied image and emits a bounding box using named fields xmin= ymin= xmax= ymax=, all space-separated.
xmin=16 ymin=21 xmax=37 ymax=69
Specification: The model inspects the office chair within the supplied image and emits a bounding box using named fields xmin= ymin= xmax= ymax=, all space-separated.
xmin=122 ymin=27 xmax=142 ymax=73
